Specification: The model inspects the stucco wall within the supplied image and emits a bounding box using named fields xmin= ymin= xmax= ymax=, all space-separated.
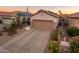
xmin=31 ymin=12 xmax=58 ymax=31
xmin=33 ymin=20 xmax=53 ymax=31
xmin=69 ymin=18 xmax=79 ymax=28
xmin=3 ymin=19 xmax=13 ymax=25
xmin=31 ymin=12 xmax=58 ymax=23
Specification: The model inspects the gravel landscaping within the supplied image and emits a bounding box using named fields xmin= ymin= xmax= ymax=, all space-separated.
xmin=0 ymin=28 xmax=26 ymax=46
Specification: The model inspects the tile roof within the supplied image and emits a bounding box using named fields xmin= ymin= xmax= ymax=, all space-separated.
xmin=17 ymin=12 xmax=32 ymax=16
xmin=13 ymin=11 xmax=32 ymax=16
xmin=32 ymin=9 xmax=58 ymax=18
xmin=0 ymin=12 xmax=12 ymax=17
xmin=68 ymin=12 xmax=79 ymax=19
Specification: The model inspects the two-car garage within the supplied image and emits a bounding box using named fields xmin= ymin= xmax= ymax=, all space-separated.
xmin=31 ymin=9 xmax=58 ymax=31
xmin=32 ymin=20 xmax=54 ymax=31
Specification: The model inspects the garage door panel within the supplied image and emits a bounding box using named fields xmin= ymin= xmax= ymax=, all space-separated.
xmin=33 ymin=20 xmax=54 ymax=31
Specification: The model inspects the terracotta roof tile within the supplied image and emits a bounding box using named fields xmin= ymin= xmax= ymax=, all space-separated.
xmin=32 ymin=9 xmax=58 ymax=18
xmin=0 ymin=12 xmax=12 ymax=16
xmin=68 ymin=12 xmax=79 ymax=19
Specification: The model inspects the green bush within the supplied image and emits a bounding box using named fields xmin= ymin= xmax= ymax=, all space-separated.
xmin=11 ymin=20 xmax=17 ymax=28
xmin=26 ymin=17 xmax=30 ymax=25
xmin=8 ymin=26 xmax=17 ymax=35
xmin=8 ymin=21 xmax=17 ymax=35
xmin=48 ymin=41 xmax=59 ymax=53
xmin=51 ymin=29 xmax=62 ymax=41
xmin=51 ymin=31 xmax=58 ymax=41
xmin=15 ymin=15 xmax=22 ymax=28
xmin=66 ymin=27 xmax=79 ymax=36
xmin=22 ymin=17 xmax=27 ymax=26
xmin=70 ymin=36 xmax=79 ymax=53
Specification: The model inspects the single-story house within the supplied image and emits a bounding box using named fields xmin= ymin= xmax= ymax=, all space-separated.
xmin=0 ymin=12 xmax=14 ymax=31
xmin=0 ymin=11 xmax=32 ymax=30
xmin=0 ymin=12 xmax=14 ymax=25
xmin=31 ymin=9 xmax=58 ymax=31
xmin=67 ymin=12 xmax=79 ymax=28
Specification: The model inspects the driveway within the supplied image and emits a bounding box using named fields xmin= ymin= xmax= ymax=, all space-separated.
xmin=0 ymin=29 xmax=50 ymax=53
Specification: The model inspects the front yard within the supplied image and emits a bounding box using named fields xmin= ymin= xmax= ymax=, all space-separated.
xmin=46 ymin=25 xmax=79 ymax=53
xmin=0 ymin=28 xmax=26 ymax=46
xmin=0 ymin=16 xmax=30 ymax=46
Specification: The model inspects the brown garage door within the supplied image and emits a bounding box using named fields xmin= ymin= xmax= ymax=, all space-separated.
xmin=32 ymin=20 xmax=54 ymax=31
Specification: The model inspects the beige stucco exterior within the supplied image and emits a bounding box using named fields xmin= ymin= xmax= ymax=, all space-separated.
xmin=3 ymin=19 xmax=13 ymax=24
xmin=32 ymin=20 xmax=54 ymax=31
xmin=31 ymin=11 xmax=58 ymax=31
xmin=68 ymin=18 xmax=79 ymax=28
xmin=31 ymin=12 xmax=58 ymax=22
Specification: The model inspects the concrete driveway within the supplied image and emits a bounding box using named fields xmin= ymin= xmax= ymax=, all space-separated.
xmin=0 ymin=29 xmax=50 ymax=53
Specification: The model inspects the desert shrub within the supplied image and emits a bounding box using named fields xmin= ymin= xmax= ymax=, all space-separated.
xmin=8 ymin=26 xmax=17 ymax=35
xmin=51 ymin=29 xmax=62 ymax=41
xmin=11 ymin=20 xmax=17 ymax=28
xmin=22 ymin=17 xmax=27 ymax=26
xmin=26 ymin=17 xmax=30 ymax=25
xmin=16 ymin=19 xmax=20 ymax=27
xmin=70 ymin=36 xmax=79 ymax=53
xmin=8 ymin=21 xmax=17 ymax=35
xmin=51 ymin=31 xmax=58 ymax=41
xmin=48 ymin=41 xmax=59 ymax=53
xmin=66 ymin=27 xmax=79 ymax=37
xmin=15 ymin=15 xmax=22 ymax=29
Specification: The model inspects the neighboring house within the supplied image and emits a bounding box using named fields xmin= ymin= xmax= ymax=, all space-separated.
xmin=0 ymin=11 xmax=32 ymax=28
xmin=31 ymin=9 xmax=58 ymax=31
xmin=0 ymin=12 xmax=15 ymax=31
xmin=13 ymin=11 xmax=32 ymax=22
xmin=0 ymin=12 xmax=14 ymax=25
xmin=0 ymin=11 xmax=32 ymax=31
xmin=67 ymin=12 xmax=79 ymax=28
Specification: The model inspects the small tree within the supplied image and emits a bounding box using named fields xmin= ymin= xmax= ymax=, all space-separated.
xmin=22 ymin=17 xmax=27 ymax=26
xmin=11 ymin=20 xmax=17 ymax=28
xmin=58 ymin=17 xmax=63 ymax=27
xmin=22 ymin=17 xmax=30 ymax=26
xmin=8 ymin=21 xmax=17 ymax=35
xmin=16 ymin=19 xmax=20 ymax=28
xmin=48 ymin=41 xmax=59 ymax=53
xmin=70 ymin=36 xmax=79 ymax=53
xmin=58 ymin=17 xmax=69 ymax=29
xmin=16 ymin=13 xmax=22 ymax=29
xmin=51 ymin=30 xmax=58 ymax=41
xmin=26 ymin=17 xmax=30 ymax=25
xmin=8 ymin=26 xmax=17 ymax=35
xmin=51 ymin=29 xmax=62 ymax=41
xmin=66 ymin=27 xmax=79 ymax=37
xmin=63 ymin=19 xmax=69 ymax=27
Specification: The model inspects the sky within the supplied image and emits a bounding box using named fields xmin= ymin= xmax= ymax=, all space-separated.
xmin=0 ymin=6 xmax=79 ymax=14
